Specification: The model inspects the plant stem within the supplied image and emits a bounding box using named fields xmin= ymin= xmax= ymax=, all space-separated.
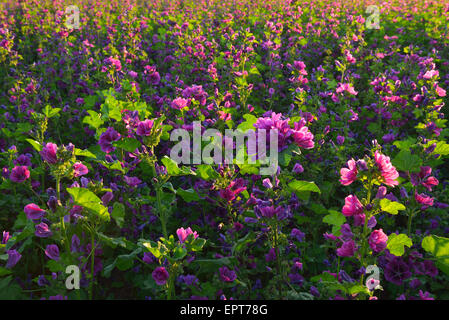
xmin=89 ymin=232 xmax=95 ymax=300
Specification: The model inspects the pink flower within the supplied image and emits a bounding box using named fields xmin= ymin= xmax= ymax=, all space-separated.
xmin=292 ymin=122 xmax=314 ymax=149
xmin=171 ymin=97 xmax=189 ymax=110
xmin=73 ymin=162 xmax=88 ymax=177
xmin=415 ymin=192 xmax=434 ymax=206
xmin=435 ymin=85 xmax=446 ymax=97
xmin=374 ymin=151 xmax=399 ymax=187
xmin=342 ymin=195 xmax=364 ymax=217
xmin=24 ymin=203 xmax=46 ymax=220
xmin=136 ymin=119 xmax=154 ymax=136
xmin=337 ymin=240 xmax=356 ymax=257
xmin=176 ymin=227 xmax=198 ymax=243
xmin=10 ymin=166 xmax=30 ymax=183
xmin=40 ymin=142 xmax=58 ymax=164
xmin=422 ymin=176 xmax=439 ymax=191
xmin=369 ymin=229 xmax=388 ymax=253
xmin=339 ymin=159 xmax=358 ymax=186
xmin=336 ymin=83 xmax=358 ymax=95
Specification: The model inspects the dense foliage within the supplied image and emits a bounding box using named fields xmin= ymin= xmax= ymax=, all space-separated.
xmin=0 ymin=0 xmax=449 ymax=300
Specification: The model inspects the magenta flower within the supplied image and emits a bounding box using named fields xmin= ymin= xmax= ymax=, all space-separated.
xmin=44 ymin=244 xmax=60 ymax=261
xmin=171 ymin=97 xmax=189 ymax=110
xmin=368 ymin=229 xmax=388 ymax=253
xmin=35 ymin=222 xmax=53 ymax=238
xmin=336 ymin=240 xmax=356 ymax=257
xmin=339 ymin=159 xmax=358 ymax=186
xmin=292 ymin=122 xmax=314 ymax=149
xmin=254 ymin=112 xmax=292 ymax=151
xmin=219 ymin=266 xmax=237 ymax=282
xmin=98 ymin=127 xmax=121 ymax=153
xmin=336 ymin=83 xmax=358 ymax=95
xmin=40 ymin=142 xmax=58 ymax=164
xmin=136 ymin=119 xmax=154 ymax=136
xmin=73 ymin=162 xmax=88 ymax=177
xmin=342 ymin=195 xmax=363 ymax=217
xmin=24 ymin=203 xmax=46 ymax=220
xmin=152 ymin=267 xmax=169 ymax=285
xmin=176 ymin=227 xmax=198 ymax=243
xmin=414 ymin=192 xmax=434 ymax=206
xmin=10 ymin=165 xmax=30 ymax=183
xmin=374 ymin=151 xmax=399 ymax=187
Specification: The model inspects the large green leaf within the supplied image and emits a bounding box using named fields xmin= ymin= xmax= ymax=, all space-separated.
xmin=422 ymin=235 xmax=449 ymax=275
xmin=288 ymin=180 xmax=321 ymax=194
xmin=387 ymin=233 xmax=412 ymax=256
xmin=111 ymin=202 xmax=125 ymax=228
xmin=379 ymin=199 xmax=406 ymax=215
xmin=67 ymin=187 xmax=110 ymax=222
xmin=392 ymin=150 xmax=422 ymax=172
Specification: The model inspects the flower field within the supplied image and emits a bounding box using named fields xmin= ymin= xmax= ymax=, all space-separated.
xmin=1 ymin=0 xmax=449 ymax=300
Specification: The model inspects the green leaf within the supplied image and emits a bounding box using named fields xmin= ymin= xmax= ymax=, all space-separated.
xmin=323 ymin=210 xmax=346 ymax=226
xmin=422 ymin=235 xmax=449 ymax=275
xmin=176 ymin=188 xmax=200 ymax=202
xmin=116 ymin=254 xmax=134 ymax=271
xmin=111 ymin=202 xmax=125 ymax=228
xmin=189 ymin=237 xmax=206 ymax=252
xmin=43 ymin=105 xmax=61 ymax=118
xmin=380 ymin=198 xmax=406 ymax=215
xmin=0 ymin=267 xmax=11 ymax=277
xmin=387 ymin=233 xmax=412 ymax=256
xmin=393 ymin=138 xmax=415 ymax=151
xmin=172 ymin=247 xmax=187 ymax=260
xmin=236 ymin=114 xmax=257 ymax=132
xmin=74 ymin=148 xmax=97 ymax=159
xmin=196 ymin=164 xmax=219 ymax=181
xmin=47 ymin=260 xmax=64 ymax=273
xmin=161 ymin=156 xmax=181 ymax=175
xmin=66 ymin=187 xmax=110 ymax=222
xmin=288 ymin=180 xmax=321 ymax=194
xmin=113 ymin=138 xmax=140 ymax=153
xmin=26 ymin=139 xmax=42 ymax=152
xmin=83 ymin=110 xmax=104 ymax=129
xmin=392 ymin=150 xmax=422 ymax=172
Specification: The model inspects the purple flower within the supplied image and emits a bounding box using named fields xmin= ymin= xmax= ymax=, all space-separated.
xmin=71 ymin=234 xmax=80 ymax=253
xmin=219 ymin=266 xmax=237 ymax=282
xmin=152 ymin=267 xmax=169 ymax=285
xmin=6 ymin=250 xmax=21 ymax=268
xmin=292 ymin=162 xmax=304 ymax=174
xmin=143 ymin=252 xmax=157 ymax=264
xmin=73 ymin=162 xmax=88 ymax=177
xmin=35 ymin=222 xmax=53 ymax=238
xmin=291 ymin=228 xmax=305 ymax=242
xmin=375 ymin=186 xmax=387 ymax=199
xmin=24 ymin=203 xmax=46 ymax=220
xmin=340 ymin=224 xmax=353 ymax=241
xmin=136 ymin=119 xmax=154 ymax=136
xmin=98 ymin=127 xmax=121 ymax=153
xmin=265 ymin=248 xmax=276 ymax=262
xmin=101 ymin=191 xmax=114 ymax=206
xmin=14 ymin=154 xmax=32 ymax=167
xmin=336 ymin=135 xmax=345 ymax=145
xmin=40 ymin=143 xmax=58 ymax=164
xmin=123 ymin=175 xmax=142 ymax=187
xmin=45 ymin=244 xmax=60 ymax=261
xmin=384 ymin=257 xmax=412 ymax=285
xmin=10 ymin=166 xmax=30 ymax=183
xmin=336 ymin=240 xmax=356 ymax=257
